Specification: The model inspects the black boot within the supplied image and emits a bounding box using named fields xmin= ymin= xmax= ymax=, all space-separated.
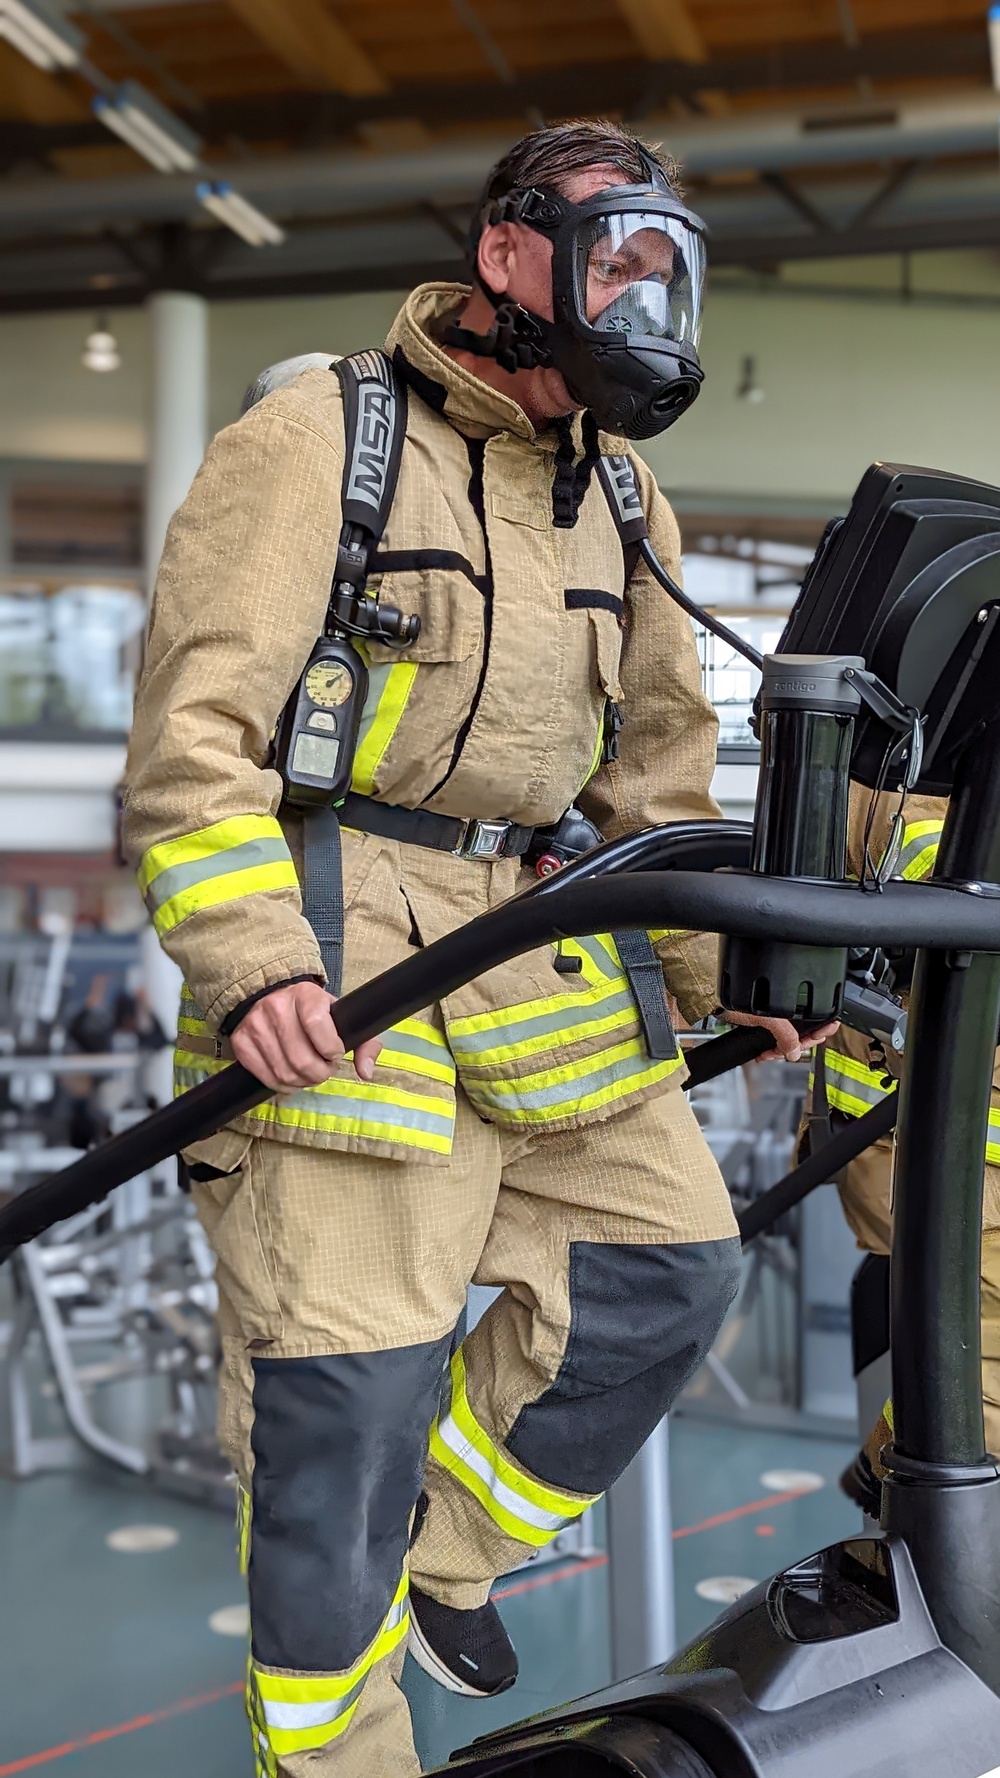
xmin=408 ymin=1585 xmax=518 ymax=1698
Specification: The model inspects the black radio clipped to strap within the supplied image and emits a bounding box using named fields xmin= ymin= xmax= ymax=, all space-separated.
xmin=273 ymin=352 xmax=418 ymax=810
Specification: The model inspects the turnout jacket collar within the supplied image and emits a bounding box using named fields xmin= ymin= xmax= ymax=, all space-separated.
xmin=387 ymin=281 xmax=617 ymax=456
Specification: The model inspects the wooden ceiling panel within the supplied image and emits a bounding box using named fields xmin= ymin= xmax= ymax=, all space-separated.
xmin=0 ymin=44 xmax=89 ymax=123
xmin=223 ymin=0 xmax=388 ymax=95
xmin=81 ymin=3 xmax=300 ymax=100
xmin=340 ymin=0 xmax=628 ymax=82
xmin=694 ymin=0 xmax=985 ymax=53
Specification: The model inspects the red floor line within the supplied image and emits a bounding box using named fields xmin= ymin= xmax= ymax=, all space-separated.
xmin=0 ymin=1683 xmax=245 ymax=1775
xmin=2 ymin=1484 xmax=819 ymax=1772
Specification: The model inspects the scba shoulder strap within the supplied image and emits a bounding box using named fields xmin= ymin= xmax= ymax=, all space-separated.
xmin=333 ymin=350 xmax=407 ymax=552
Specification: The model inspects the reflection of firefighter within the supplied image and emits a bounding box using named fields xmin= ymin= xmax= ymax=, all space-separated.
xmin=123 ymin=122 xmax=829 ymax=1778
xmin=804 ymin=789 xmax=1000 ymax=1513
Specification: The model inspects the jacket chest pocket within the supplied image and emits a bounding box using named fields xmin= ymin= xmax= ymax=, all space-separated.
xmin=364 ymin=563 xmax=484 ymax=666
xmin=563 ymin=590 xmax=625 ymax=700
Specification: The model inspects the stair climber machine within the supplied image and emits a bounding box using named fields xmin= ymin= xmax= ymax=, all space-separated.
xmin=4 ymin=461 xmax=1000 ymax=1773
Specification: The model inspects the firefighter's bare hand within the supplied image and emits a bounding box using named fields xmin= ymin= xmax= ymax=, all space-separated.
xmin=723 ymin=1009 xmax=840 ymax=1065
xmin=230 ymin=981 xmax=382 ymax=1090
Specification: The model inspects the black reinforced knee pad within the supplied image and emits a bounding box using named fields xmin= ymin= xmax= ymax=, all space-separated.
xmin=506 ymin=1238 xmax=741 ymax=1495
xmin=249 ymin=1336 xmax=451 ymax=1671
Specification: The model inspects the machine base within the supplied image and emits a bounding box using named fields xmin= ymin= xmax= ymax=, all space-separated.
xmin=428 ymin=1537 xmax=1000 ymax=1776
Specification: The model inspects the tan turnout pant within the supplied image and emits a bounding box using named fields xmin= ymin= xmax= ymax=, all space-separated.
xmin=192 ymin=1082 xmax=739 ymax=1778
xmin=836 ymin=1134 xmax=1000 ymax=1462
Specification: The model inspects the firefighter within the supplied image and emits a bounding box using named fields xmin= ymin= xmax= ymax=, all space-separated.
xmin=124 ymin=121 xmax=833 ymax=1777
xmin=807 ymin=788 xmax=1000 ymax=1512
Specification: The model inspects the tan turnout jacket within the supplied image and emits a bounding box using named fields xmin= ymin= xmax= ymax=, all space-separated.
xmin=124 ymin=282 xmax=723 ymax=1162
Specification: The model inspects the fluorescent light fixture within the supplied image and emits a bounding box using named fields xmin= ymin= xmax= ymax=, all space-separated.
xmin=197 ymin=181 xmax=285 ymax=248
xmin=93 ymin=80 xmax=202 ymax=174
xmin=991 ymin=5 xmax=1000 ymax=92
xmin=0 ymin=0 xmax=83 ymax=70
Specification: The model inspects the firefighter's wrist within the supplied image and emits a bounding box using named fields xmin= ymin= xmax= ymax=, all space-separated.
xmin=220 ymin=975 xmax=324 ymax=1035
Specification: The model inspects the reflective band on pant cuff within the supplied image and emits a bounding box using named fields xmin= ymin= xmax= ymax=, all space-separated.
xmin=429 ymin=1347 xmax=597 ymax=1548
xmin=251 ymin=1571 xmax=409 ymax=1757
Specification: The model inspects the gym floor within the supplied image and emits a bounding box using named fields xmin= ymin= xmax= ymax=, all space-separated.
xmin=0 ymin=1417 xmax=861 ymax=1776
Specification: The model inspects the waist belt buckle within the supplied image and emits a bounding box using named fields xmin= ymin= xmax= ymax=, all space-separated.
xmin=456 ymin=818 xmax=511 ymax=861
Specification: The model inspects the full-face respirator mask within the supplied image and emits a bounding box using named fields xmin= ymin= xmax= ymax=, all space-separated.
xmin=443 ymin=148 xmax=707 ymax=440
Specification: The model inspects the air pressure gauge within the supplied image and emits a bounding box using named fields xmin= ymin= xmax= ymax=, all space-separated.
xmin=272 ymin=636 xmax=369 ymax=807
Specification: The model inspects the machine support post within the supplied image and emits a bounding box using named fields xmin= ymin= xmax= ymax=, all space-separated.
xmin=886 ymin=715 xmax=1000 ymax=1690
xmin=606 ymin=1416 xmax=675 ymax=1679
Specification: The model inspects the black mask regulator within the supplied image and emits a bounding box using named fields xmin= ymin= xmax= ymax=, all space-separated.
xmin=443 ymin=151 xmax=707 ymax=440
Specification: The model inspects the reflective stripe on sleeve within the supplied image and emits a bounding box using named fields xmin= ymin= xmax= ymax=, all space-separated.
xmin=815 ymin=1048 xmax=896 ymax=1120
xmin=351 ymin=660 xmax=418 ymax=797
xmin=139 ymin=816 xmax=299 ymax=937
xmin=819 ymin=1048 xmax=1000 ymax=1167
xmin=174 ymin=1004 xmax=456 ymax=1156
xmin=428 ymin=1348 xmax=597 ymax=1548
xmin=250 ymin=1571 xmax=409 ymax=1758
xmin=895 ymin=819 xmax=944 ymax=882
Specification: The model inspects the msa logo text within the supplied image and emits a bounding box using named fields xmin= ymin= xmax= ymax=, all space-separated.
xmin=608 ymin=455 xmax=641 ymax=517
xmin=349 ymin=385 xmax=395 ymax=505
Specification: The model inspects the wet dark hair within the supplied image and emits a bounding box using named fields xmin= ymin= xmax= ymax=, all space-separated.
xmin=475 ymin=119 xmax=682 ymax=218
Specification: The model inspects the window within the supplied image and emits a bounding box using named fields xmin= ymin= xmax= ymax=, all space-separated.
xmin=0 ymin=580 xmax=145 ymax=736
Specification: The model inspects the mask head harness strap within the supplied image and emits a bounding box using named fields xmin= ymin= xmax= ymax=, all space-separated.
xmin=441 ymin=148 xmax=708 ymax=440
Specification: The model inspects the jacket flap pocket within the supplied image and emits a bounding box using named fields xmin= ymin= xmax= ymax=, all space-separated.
xmin=365 ymin=562 xmax=482 ymax=664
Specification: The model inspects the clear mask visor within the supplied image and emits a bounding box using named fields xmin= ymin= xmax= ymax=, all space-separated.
xmin=576 ymin=211 xmax=706 ymax=348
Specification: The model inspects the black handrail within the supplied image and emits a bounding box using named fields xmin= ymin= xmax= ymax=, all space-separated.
xmin=0 ymin=867 xmax=995 ymax=1261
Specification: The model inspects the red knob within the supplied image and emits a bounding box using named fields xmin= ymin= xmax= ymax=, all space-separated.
xmin=535 ymin=853 xmax=562 ymax=878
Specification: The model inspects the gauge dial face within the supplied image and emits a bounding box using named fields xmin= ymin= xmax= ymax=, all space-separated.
xmin=305 ymin=661 xmax=354 ymax=708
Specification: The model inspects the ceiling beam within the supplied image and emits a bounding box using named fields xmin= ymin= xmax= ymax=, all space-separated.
xmin=0 ymin=27 xmax=986 ymax=161
xmin=614 ymin=0 xmax=706 ymax=63
xmin=223 ymin=0 xmax=388 ymax=97
xmin=4 ymin=195 xmax=1000 ymax=316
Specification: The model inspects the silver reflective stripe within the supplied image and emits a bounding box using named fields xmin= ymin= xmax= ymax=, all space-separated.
xmin=434 ymin=1409 xmax=573 ymax=1534
xmin=271 ymin=1086 xmax=453 ymax=1136
xmin=451 ymin=986 xmax=634 ymax=1057
xmin=263 ymin=1680 xmax=365 ymax=1734
xmin=382 ymin=1027 xmax=454 ymax=1071
xmin=896 ymin=827 xmax=943 ymax=878
xmin=259 ymin=1593 xmax=408 ymax=1731
xmin=354 ymin=663 xmax=394 ymax=759
xmin=477 ymin=1045 xmax=664 ymax=1113
xmin=825 ymin=1058 xmax=891 ymax=1109
xmin=144 ymin=837 xmax=292 ymax=912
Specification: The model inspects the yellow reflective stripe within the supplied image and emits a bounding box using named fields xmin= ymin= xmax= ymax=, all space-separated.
xmin=352 ymin=661 xmax=418 ymax=797
xmin=584 ymin=707 xmax=605 ymax=785
xmin=173 ymin=1051 xmax=455 ymax=1155
xmin=817 ymin=1049 xmax=895 ymax=1119
xmin=897 ymin=820 xmax=944 ymax=882
xmin=253 ymin=1572 xmax=409 ymax=1756
xmin=138 ymin=815 xmax=288 ymax=894
xmin=376 ymin=1015 xmax=455 ymax=1084
xmin=462 ymin=1037 xmax=684 ymax=1125
xmin=428 ymin=1349 xmax=596 ymax=1548
xmin=139 ymin=817 xmax=299 ymax=937
xmin=883 ymin=1397 xmax=894 ymax=1434
xmin=447 ymin=936 xmax=640 ymax=1066
xmin=237 ymin=1484 xmax=251 ymax=1576
xmin=985 ymin=1107 xmax=1000 ymax=1168
xmin=152 ymin=860 xmax=300 ymax=937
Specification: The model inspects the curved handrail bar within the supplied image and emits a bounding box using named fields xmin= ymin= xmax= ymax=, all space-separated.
xmin=1 ymin=869 xmax=997 ymax=1260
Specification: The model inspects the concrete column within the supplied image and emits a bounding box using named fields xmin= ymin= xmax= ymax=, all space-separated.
xmin=144 ymin=289 xmax=208 ymax=589
xmin=142 ymin=289 xmax=208 ymax=1097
